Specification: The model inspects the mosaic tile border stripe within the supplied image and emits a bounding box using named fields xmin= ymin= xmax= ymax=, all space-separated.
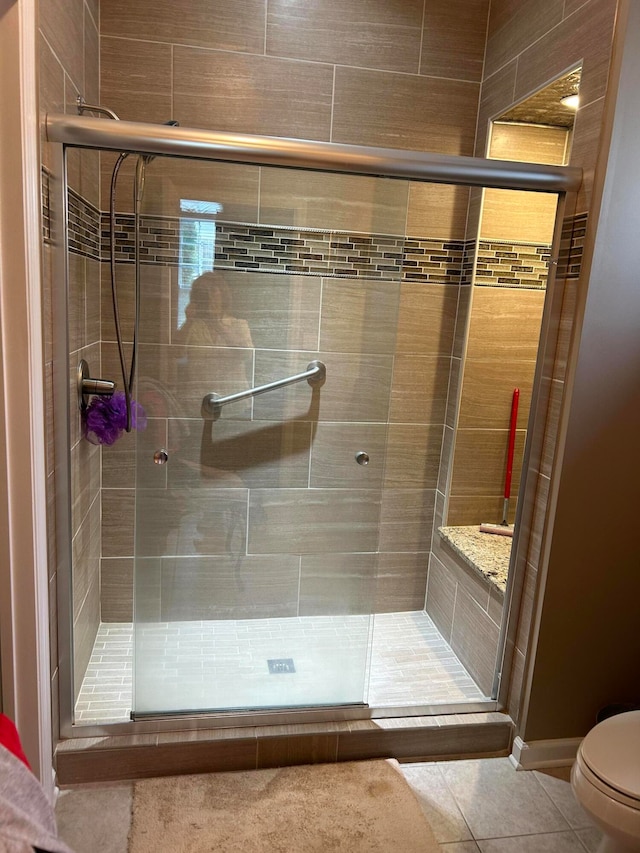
xmin=461 ymin=240 xmax=476 ymax=287
xmin=557 ymin=212 xmax=587 ymax=279
xmin=43 ymin=181 xmax=588 ymax=289
xmin=100 ymin=213 xmax=466 ymax=283
xmin=41 ymin=170 xmax=102 ymax=261
xmin=474 ymin=240 xmax=551 ymax=289
xmin=95 ymin=212 xmax=554 ymax=288
xmin=68 ymin=190 xmax=101 ymax=260
xmin=42 ymin=167 xmax=52 ymax=243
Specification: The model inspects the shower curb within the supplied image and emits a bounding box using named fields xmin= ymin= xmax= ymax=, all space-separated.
xmin=55 ymin=712 xmax=513 ymax=785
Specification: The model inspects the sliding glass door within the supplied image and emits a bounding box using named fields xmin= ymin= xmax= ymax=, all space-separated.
xmin=130 ymin=156 xmax=407 ymax=715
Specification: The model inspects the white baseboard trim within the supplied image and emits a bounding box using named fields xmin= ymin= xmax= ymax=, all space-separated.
xmin=510 ymin=735 xmax=583 ymax=770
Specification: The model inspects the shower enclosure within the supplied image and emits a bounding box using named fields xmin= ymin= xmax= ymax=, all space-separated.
xmin=48 ymin=114 xmax=580 ymax=730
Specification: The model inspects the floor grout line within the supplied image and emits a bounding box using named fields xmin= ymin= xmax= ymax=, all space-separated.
xmin=75 ymin=611 xmax=486 ymax=723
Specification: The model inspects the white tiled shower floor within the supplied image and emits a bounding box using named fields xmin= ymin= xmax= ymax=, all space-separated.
xmin=75 ymin=611 xmax=486 ymax=723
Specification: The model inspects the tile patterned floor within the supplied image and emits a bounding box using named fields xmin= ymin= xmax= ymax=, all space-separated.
xmin=402 ymin=760 xmax=602 ymax=852
xmin=55 ymin=758 xmax=603 ymax=853
xmin=75 ymin=611 xmax=486 ymax=723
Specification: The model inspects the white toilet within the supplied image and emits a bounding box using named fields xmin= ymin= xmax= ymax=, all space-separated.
xmin=571 ymin=710 xmax=640 ymax=852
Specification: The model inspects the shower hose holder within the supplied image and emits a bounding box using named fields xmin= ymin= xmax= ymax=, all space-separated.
xmin=77 ymin=359 xmax=116 ymax=411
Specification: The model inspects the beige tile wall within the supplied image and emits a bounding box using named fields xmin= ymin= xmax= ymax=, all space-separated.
xmin=99 ymin=258 xmax=456 ymax=619
xmin=267 ymin=0 xmax=425 ymax=73
xmin=98 ymin=0 xmax=491 ymax=625
xmin=444 ymin=100 xmax=569 ymax=529
xmin=470 ymin=0 xmax=618 ymax=727
xmin=480 ymin=188 xmax=558 ymax=244
xmin=490 ymin=123 xmax=569 ymax=165
xmin=482 ymin=124 xmax=568 ymax=244
xmin=39 ymin=0 xmax=618 ymax=735
xmin=428 ymin=0 xmax=617 ymax=729
xmin=477 ymin=0 xmax=617 ymax=208
xmin=99 ymin=0 xmax=487 ymax=238
xmin=484 ymin=0 xmax=565 ymax=81
xmin=427 ymin=531 xmax=503 ymax=696
xmin=446 ymin=286 xmax=545 ymax=526
xmin=39 ymin=0 xmax=102 ymax=718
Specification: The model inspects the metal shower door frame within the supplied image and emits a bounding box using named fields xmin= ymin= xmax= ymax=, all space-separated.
xmin=48 ymin=116 xmax=581 ymax=737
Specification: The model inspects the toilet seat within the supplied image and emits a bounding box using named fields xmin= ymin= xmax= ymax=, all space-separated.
xmin=576 ymin=750 xmax=640 ymax=810
xmin=578 ymin=710 xmax=640 ymax=809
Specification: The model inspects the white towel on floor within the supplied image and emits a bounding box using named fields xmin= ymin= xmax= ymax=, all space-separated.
xmin=0 ymin=746 xmax=74 ymax=853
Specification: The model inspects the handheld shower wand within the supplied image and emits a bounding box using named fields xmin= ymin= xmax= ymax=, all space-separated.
xmin=108 ymin=119 xmax=180 ymax=431
xmin=77 ymin=99 xmax=180 ymax=442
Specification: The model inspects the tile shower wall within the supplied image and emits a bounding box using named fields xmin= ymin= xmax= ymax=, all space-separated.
xmin=468 ymin=0 xmax=617 ymax=727
xmin=100 ymin=216 xmax=465 ymax=283
xmin=98 ymin=1 xmax=487 ymax=227
xmin=97 ymin=208 xmax=467 ymax=621
xmin=473 ymin=241 xmax=551 ymax=288
xmin=440 ymin=122 xmax=564 ymax=529
xmin=446 ymin=285 xmax=544 ymax=527
xmin=39 ymin=0 xmax=101 ymax=722
xmin=97 ymin=0 xmax=491 ymax=625
xmin=35 ymin=0 xmax=617 ymax=737
xmin=427 ymin=533 xmax=504 ymax=696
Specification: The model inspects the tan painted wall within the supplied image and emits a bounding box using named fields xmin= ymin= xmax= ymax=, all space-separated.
xmin=2 ymin=0 xmax=54 ymax=784
xmin=523 ymin=0 xmax=640 ymax=740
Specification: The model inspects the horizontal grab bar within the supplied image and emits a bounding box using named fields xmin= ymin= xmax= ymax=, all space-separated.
xmin=201 ymin=360 xmax=326 ymax=420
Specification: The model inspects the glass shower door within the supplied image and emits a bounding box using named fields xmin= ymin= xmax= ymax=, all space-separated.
xmin=131 ymin=156 xmax=407 ymax=716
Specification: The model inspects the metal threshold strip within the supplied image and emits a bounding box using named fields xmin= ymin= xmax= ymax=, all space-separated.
xmin=45 ymin=113 xmax=582 ymax=193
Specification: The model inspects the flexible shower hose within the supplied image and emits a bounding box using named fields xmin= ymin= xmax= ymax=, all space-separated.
xmin=109 ymin=152 xmax=147 ymax=432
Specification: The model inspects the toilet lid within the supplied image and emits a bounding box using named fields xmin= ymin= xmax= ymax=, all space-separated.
xmin=580 ymin=711 xmax=640 ymax=801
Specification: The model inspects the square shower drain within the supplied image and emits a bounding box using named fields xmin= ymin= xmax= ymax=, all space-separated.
xmin=267 ymin=658 xmax=296 ymax=674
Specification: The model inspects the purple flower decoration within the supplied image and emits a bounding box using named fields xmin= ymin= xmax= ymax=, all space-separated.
xmin=83 ymin=391 xmax=147 ymax=446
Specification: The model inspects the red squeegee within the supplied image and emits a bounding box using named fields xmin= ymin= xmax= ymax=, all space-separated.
xmin=480 ymin=387 xmax=520 ymax=537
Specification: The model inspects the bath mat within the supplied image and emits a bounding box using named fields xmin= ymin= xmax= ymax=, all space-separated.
xmin=128 ymin=759 xmax=439 ymax=852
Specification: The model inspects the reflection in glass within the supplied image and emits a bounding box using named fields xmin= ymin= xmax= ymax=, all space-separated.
xmin=131 ymin=161 xmax=412 ymax=715
xmin=70 ymin=140 xmax=559 ymax=721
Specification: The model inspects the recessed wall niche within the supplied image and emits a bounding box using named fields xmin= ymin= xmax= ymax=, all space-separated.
xmin=447 ymin=66 xmax=581 ymax=526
